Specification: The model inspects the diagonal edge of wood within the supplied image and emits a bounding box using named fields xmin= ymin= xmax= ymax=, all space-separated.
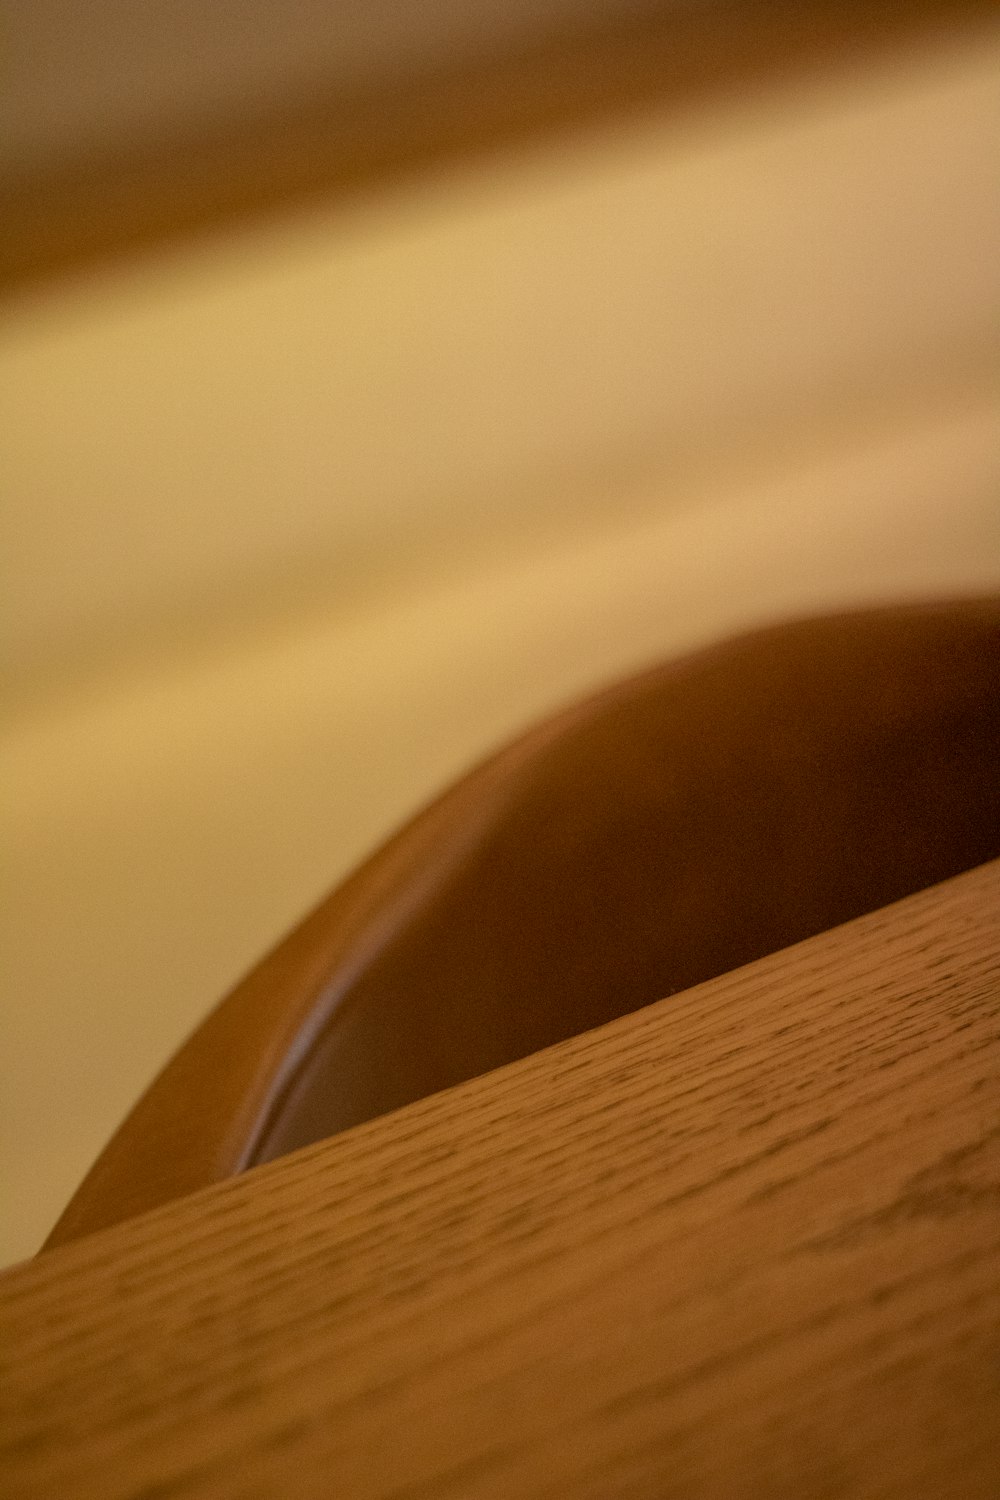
xmin=2 ymin=858 xmax=999 ymax=1500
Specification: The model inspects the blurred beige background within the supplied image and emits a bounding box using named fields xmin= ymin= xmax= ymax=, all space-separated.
xmin=2 ymin=14 xmax=999 ymax=1266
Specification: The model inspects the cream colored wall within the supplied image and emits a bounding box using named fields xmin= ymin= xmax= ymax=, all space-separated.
xmin=2 ymin=26 xmax=999 ymax=1265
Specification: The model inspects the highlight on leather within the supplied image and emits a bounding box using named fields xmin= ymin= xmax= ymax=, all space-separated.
xmin=45 ymin=596 xmax=1000 ymax=1249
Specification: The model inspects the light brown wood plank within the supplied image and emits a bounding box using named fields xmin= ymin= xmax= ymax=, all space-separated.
xmin=2 ymin=1 xmax=996 ymax=296
xmin=1 ymin=858 xmax=999 ymax=1498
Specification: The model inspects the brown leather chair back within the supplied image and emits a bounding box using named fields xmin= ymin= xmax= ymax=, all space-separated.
xmin=46 ymin=597 xmax=1000 ymax=1248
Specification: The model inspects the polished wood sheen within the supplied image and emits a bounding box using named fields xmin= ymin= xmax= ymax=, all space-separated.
xmin=2 ymin=859 xmax=999 ymax=1499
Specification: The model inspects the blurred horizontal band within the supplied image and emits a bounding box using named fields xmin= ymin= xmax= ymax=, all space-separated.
xmin=1 ymin=0 xmax=995 ymax=295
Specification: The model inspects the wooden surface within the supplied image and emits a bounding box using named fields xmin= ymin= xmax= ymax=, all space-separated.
xmin=44 ymin=597 xmax=1000 ymax=1250
xmin=2 ymin=0 xmax=995 ymax=294
xmin=2 ymin=859 xmax=999 ymax=1499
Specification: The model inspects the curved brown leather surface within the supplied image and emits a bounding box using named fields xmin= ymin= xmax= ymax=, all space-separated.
xmin=46 ymin=596 xmax=1000 ymax=1248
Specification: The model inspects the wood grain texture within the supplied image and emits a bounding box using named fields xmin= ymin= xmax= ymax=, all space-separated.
xmin=2 ymin=859 xmax=999 ymax=1499
xmin=2 ymin=0 xmax=995 ymax=294
xmin=44 ymin=597 xmax=1000 ymax=1249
